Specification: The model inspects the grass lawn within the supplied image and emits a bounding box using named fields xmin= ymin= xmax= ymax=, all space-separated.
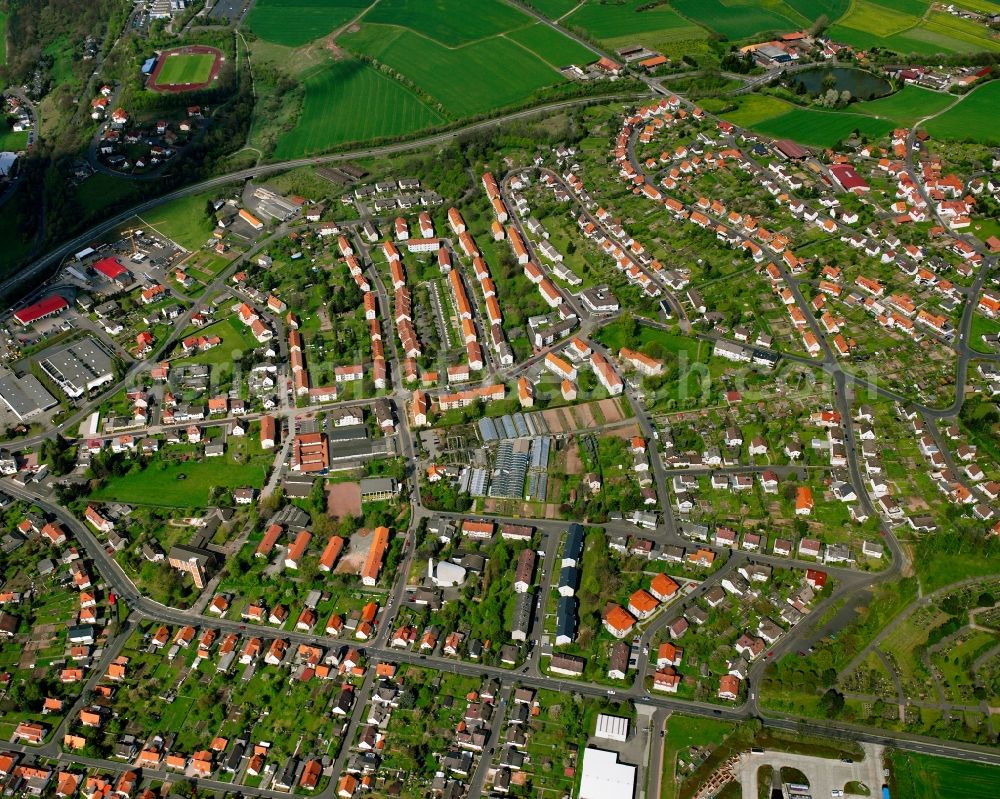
xmin=890 ymin=750 xmax=1000 ymax=799
xmin=0 ymin=185 xmax=34 ymax=279
xmin=671 ymin=0 xmax=806 ymax=40
xmin=135 ymin=190 xmax=221 ymax=250
xmin=720 ymin=94 xmax=793 ymax=127
xmin=274 ymin=58 xmax=445 ymax=158
xmin=924 ymin=80 xmax=1000 ymax=144
xmin=712 ymin=91 xmax=903 ymax=146
xmin=74 ymin=172 xmax=143 ymax=216
xmin=853 ymin=85 xmax=954 ymax=126
xmin=177 ymin=315 xmax=261 ymax=364
xmin=92 ymin=456 xmax=270 ymax=507
xmin=0 ymin=122 xmax=26 ymax=151
xmin=0 ymin=11 xmax=7 ymax=66
xmin=661 ymin=715 xmax=735 ymax=799
xmin=248 ymin=0 xmax=369 ymax=47
xmin=154 ymin=53 xmax=216 ymax=86
xmin=916 ymin=550 xmax=1000 ymax=594
xmin=970 ymin=313 xmax=1000 ymax=352
xmin=751 ymin=105 xmax=895 ymax=147
xmin=340 ymin=23 xmax=564 ymax=117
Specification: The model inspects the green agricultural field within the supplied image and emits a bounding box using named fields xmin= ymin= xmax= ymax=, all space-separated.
xmin=783 ymin=0 xmax=850 ymax=20
xmin=671 ymin=0 xmax=806 ymax=40
xmin=752 ymin=105 xmax=895 ymax=146
xmin=837 ymin=0 xmax=922 ymax=35
xmin=869 ymin=0 xmax=930 ymax=14
xmin=853 ymin=85 xmax=954 ymax=126
xmin=953 ymin=0 xmax=1000 ymax=12
xmin=274 ymin=58 xmax=446 ymax=158
xmin=340 ymin=23 xmax=563 ymax=116
xmin=890 ymin=751 xmax=1000 ymax=799
xmin=566 ymin=0 xmax=702 ymax=38
xmin=910 ymin=10 xmax=1000 ymax=53
xmin=829 ymin=0 xmax=1000 ymax=53
xmin=154 ymin=53 xmax=216 ymax=86
xmin=715 ymin=92 xmax=901 ymax=145
xmin=560 ymin=0 xmax=710 ymax=58
xmin=924 ymin=80 xmax=1000 ymax=144
xmin=506 ymin=22 xmax=597 ymax=67
xmin=364 ymin=0 xmax=532 ymax=45
xmin=135 ymin=190 xmax=224 ymax=250
xmin=247 ymin=0 xmax=369 ymax=48
xmin=526 ymin=0 xmax=578 ymax=18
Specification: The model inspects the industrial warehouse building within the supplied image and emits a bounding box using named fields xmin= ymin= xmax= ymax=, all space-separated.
xmin=37 ymin=337 xmax=115 ymax=398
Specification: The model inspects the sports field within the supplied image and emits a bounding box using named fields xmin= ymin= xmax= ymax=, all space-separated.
xmin=273 ymin=58 xmax=446 ymax=158
xmin=923 ymin=80 xmax=1000 ymax=144
xmin=154 ymin=53 xmax=216 ymax=86
xmin=340 ymin=23 xmax=563 ymax=116
xmin=247 ymin=0 xmax=369 ymax=48
xmin=890 ymin=751 xmax=1000 ymax=799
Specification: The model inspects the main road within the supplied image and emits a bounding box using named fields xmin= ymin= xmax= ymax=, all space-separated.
xmin=1 ymin=92 xmax=651 ymax=303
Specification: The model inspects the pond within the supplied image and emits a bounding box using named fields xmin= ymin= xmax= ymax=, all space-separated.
xmin=787 ymin=67 xmax=892 ymax=100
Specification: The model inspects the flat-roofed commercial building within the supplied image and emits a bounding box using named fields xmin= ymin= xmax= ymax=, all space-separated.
xmin=579 ymin=748 xmax=636 ymax=799
xmin=0 ymin=372 xmax=58 ymax=420
xmin=37 ymin=337 xmax=115 ymax=398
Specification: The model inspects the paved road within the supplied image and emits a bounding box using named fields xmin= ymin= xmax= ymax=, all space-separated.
xmin=5 ymin=8 xmax=1000 ymax=793
xmin=1 ymin=92 xmax=649 ymax=304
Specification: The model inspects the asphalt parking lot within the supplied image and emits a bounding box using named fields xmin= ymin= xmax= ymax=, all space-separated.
xmin=738 ymin=744 xmax=883 ymax=799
